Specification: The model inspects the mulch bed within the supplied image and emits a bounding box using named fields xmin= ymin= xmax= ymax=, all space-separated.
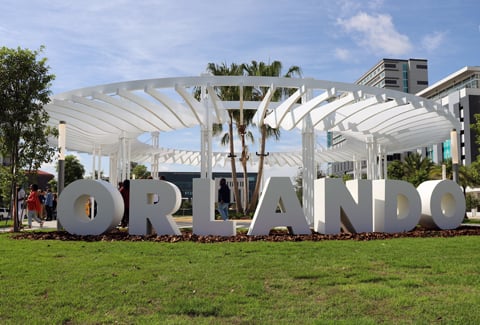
xmin=10 ymin=225 xmax=480 ymax=243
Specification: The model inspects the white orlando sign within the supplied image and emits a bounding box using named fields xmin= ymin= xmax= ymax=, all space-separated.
xmin=57 ymin=177 xmax=466 ymax=236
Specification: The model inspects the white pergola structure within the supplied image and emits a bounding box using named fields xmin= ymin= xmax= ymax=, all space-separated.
xmin=45 ymin=76 xmax=459 ymax=224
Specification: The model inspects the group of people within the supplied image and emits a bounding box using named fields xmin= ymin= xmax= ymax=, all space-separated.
xmin=18 ymin=184 xmax=57 ymax=228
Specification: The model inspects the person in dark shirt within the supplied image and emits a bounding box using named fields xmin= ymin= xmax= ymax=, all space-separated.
xmin=217 ymin=178 xmax=230 ymax=221
xmin=120 ymin=179 xmax=130 ymax=227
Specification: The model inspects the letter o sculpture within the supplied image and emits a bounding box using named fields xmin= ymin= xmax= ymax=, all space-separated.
xmin=417 ymin=180 xmax=465 ymax=229
xmin=57 ymin=180 xmax=124 ymax=235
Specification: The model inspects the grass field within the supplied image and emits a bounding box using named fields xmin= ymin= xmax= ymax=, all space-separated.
xmin=1 ymin=232 xmax=480 ymax=324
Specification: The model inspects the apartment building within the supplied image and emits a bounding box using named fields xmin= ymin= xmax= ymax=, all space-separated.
xmin=329 ymin=58 xmax=429 ymax=176
xmin=356 ymin=58 xmax=428 ymax=94
xmin=417 ymin=66 xmax=480 ymax=166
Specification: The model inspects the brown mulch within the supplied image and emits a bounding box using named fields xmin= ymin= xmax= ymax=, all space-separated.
xmin=9 ymin=225 xmax=480 ymax=243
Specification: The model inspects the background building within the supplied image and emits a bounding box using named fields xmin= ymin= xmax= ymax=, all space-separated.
xmin=417 ymin=66 xmax=480 ymax=166
xmin=356 ymin=58 xmax=428 ymax=94
xmin=157 ymin=171 xmax=257 ymax=205
xmin=329 ymin=58 xmax=429 ymax=176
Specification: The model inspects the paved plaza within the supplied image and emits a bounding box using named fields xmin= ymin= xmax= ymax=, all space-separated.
xmin=0 ymin=216 xmax=253 ymax=233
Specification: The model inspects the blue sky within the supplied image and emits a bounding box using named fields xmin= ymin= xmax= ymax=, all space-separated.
xmin=1 ymin=0 xmax=479 ymax=178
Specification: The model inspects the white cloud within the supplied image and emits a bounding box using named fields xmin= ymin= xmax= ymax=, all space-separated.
xmin=334 ymin=48 xmax=351 ymax=61
xmin=337 ymin=12 xmax=412 ymax=56
xmin=422 ymin=31 xmax=446 ymax=52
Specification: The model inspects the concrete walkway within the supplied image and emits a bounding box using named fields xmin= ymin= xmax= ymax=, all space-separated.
xmin=0 ymin=216 xmax=252 ymax=233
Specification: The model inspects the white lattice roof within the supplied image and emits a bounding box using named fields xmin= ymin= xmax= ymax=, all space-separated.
xmin=45 ymin=76 xmax=459 ymax=167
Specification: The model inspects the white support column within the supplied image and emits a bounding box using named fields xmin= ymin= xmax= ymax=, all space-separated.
xmin=121 ymin=135 xmax=126 ymax=182
xmin=366 ymin=139 xmax=372 ymax=180
xmin=353 ymin=154 xmax=360 ymax=180
xmin=110 ymin=153 xmax=117 ymax=186
xmin=119 ymin=131 xmax=130 ymax=182
xmin=200 ymin=127 xmax=206 ymax=178
xmin=377 ymin=145 xmax=383 ymax=180
xmin=151 ymin=131 xmax=159 ymax=179
xmin=127 ymin=138 xmax=131 ymax=180
xmin=301 ymin=87 xmax=315 ymax=226
xmin=366 ymin=136 xmax=376 ymax=180
xmin=97 ymin=146 xmax=102 ymax=180
xmin=357 ymin=160 xmax=363 ymax=179
xmin=383 ymin=147 xmax=388 ymax=180
xmin=302 ymin=115 xmax=315 ymax=226
xmin=200 ymin=84 xmax=212 ymax=179
xmin=372 ymin=141 xmax=378 ymax=180
xmin=117 ymin=142 xmax=123 ymax=183
xmin=92 ymin=144 xmax=96 ymax=180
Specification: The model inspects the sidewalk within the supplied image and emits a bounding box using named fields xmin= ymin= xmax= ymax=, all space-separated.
xmin=0 ymin=219 xmax=58 ymax=233
xmin=1 ymin=216 xmax=252 ymax=233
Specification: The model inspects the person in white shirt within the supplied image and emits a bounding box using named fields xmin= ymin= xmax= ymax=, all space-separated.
xmin=17 ymin=187 xmax=25 ymax=225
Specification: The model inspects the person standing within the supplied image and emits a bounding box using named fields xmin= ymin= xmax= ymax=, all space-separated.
xmin=52 ymin=193 xmax=58 ymax=220
xmin=44 ymin=188 xmax=54 ymax=221
xmin=218 ymin=178 xmax=231 ymax=221
xmin=120 ymin=179 xmax=130 ymax=227
xmin=17 ymin=186 xmax=26 ymax=225
xmin=26 ymin=184 xmax=43 ymax=228
xmin=37 ymin=189 xmax=46 ymax=220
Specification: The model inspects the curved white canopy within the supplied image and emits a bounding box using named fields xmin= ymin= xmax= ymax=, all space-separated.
xmin=45 ymin=76 xmax=459 ymax=169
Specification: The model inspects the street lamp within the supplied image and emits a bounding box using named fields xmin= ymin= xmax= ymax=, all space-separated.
xmin=450 ymin=128 xmax=459 ymax=183
xmin=58 ymin=121 xmax=66 ymax=230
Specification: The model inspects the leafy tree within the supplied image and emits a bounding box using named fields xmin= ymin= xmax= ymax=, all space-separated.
xmin=466 ymin=193 xmax=480 ymax=211
xmin=472 ymin=113 xmax=480 ymax=147
xmin=469 ymin=160 xmax=480 ymax=186
xmin=48 ymin=178 xmax=57 ymax=192
xmin=0 ymin=46 xmax=57 ymax=231
xmin=60 ymin=155 xmax=85 ymax=187
xmin=132 ymin=164 xmax=150 ymax=179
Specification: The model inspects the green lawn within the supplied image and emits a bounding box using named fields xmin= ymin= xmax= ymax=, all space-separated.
xmin=1 ymin=232 xmax=479 ymax=324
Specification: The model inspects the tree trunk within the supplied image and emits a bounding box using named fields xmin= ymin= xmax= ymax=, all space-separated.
xmin=229 ymin=117 xmax=242 ymax=213
xmin=11 ymin=144 xmax=20 ymax=232
xmin=248 ymin=124 xmax=267 ymax=213
xmin=239 ymin=124 xmax=249 ymax=213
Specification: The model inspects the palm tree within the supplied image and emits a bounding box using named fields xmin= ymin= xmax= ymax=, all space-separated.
xmin=403 ymin=152 xmax=434 ymax=187
xmin=431 ymin=159 xmax=478 ymax=193
xmin=244 ymin=61 xmax=302 ymax=213
xmin=204 ymin=60 xmax=302 ymax=214
xmin=387 ymin=152 xmax=433 ymax=187
xmin=205 ymin=62 xmax=245 ymax=213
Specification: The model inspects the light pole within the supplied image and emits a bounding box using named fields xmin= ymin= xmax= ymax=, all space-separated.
xmin=450 ymin=128 xmax=459 ymax=183
xmin=58 ymin=121 xmax=66 ymax=230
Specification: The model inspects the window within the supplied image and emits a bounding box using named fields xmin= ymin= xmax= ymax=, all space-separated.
xmin=416 ymin=64 xmax=428 ymax=69
xmin=385 ymin=79 xmax=397 ymax=85
xmin=417 ymin=80 xmax=428 ymax=85
xmin=384 ymin=63 xmax=397 ymax=68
